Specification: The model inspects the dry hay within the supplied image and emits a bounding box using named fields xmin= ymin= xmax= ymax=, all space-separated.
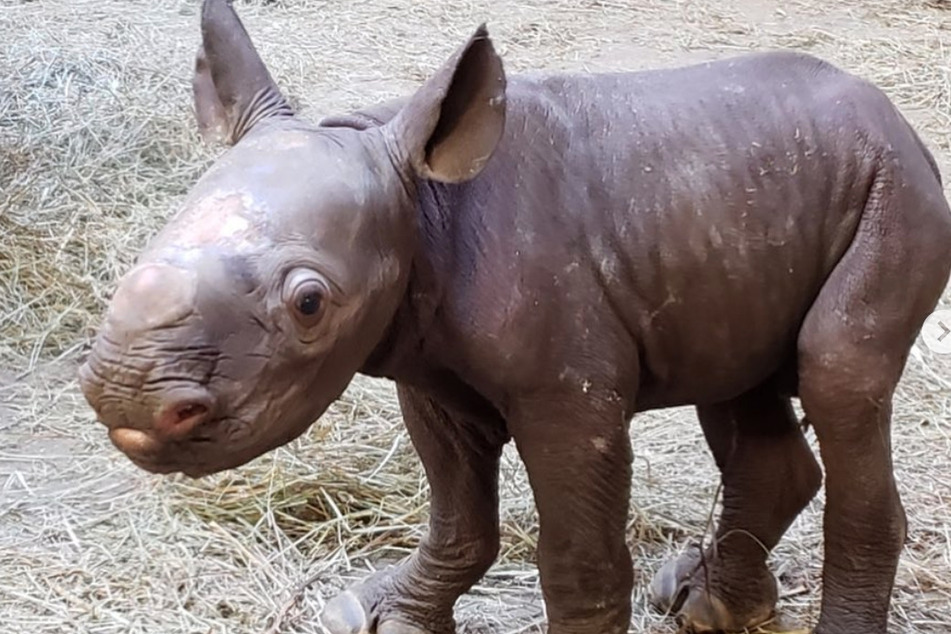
xmin=1 ymin=0 xmax=950 ymax=633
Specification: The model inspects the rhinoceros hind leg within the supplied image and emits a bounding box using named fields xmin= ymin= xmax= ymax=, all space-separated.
xmin=651 ymin=386 xmax=822 ymax=632
xmin=796 ymin=167 xmax=951 ymax=633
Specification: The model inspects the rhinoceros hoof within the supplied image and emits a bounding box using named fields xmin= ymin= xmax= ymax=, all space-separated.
xmin=675 ymin=584 xmax=774 ymax=633
xmin=320 ymin=588 xmax=444 ymax=634
xmin=648 ymin=545 xmax=777 ymax=632
xmin=648 ymin=544 xmax=703 ymax=615
xmin=321 ymin=590 xmax=371 ymax=634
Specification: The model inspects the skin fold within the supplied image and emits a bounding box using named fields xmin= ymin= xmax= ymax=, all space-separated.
xmin=79 ymin=1 xmax=951 ymax=632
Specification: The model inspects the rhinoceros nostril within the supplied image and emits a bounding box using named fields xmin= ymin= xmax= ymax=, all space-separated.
xmin=154 ymin=397 xmax=212 ymax=441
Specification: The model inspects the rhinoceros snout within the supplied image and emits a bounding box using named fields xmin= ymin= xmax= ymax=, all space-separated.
xmin=77 ymin=360 xmax=101 ymax=412
xmin=79 ymin=342 xmax=218 ymax=450
xmin=78 ymin=260 xmax=222 ymax=443
xmin=104 ymin=263 xmax=198 ymax=335
xmin=106 ymin=388 xmax=214 ymax=454
xmin=82 ymin=371 xmax=215 ymax=438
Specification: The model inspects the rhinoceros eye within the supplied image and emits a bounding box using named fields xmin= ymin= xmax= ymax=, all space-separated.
xmin=297 ymin=288 xmax=322 ymax=316
xmin=283 ymin=268 xmax=327 ymax=328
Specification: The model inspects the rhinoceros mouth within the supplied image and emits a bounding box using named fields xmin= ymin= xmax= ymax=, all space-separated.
xmin=117 ymin=444 xmax=225 ymax=479
xmin=108 ymin=425 xmax=214 ymax=475
xmin=107 ymin=418 xmax=269 ymax=478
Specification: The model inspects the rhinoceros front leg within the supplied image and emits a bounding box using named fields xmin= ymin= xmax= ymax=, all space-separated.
xmin=509 ymin=393 xmax=634 ymax=634
xmin=321 ymin=385 xmax=507 ymax=634
xmin=649 ymin=386 xmax=822 ymax=632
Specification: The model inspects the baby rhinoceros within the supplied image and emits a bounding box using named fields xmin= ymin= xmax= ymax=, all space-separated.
xmin=78 ymin=1 xmax=951 ymax=633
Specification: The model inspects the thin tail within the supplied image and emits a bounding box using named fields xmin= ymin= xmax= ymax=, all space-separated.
xmin=895 ymin=106 xmax=943 ymax=187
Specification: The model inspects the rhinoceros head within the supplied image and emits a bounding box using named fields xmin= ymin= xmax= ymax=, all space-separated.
xmin=78 ymin=0 xmax=506 ymax=477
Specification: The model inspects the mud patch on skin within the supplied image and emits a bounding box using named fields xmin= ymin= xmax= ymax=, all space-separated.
xmin=159 ymin=191 xmax=269 ymax=254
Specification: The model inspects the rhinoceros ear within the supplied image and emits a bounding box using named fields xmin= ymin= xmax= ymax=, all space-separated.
xmin=387 ymin=24 xmax=506 ymax=184
xmin=192 ymin=0 xmax=293 ymax=145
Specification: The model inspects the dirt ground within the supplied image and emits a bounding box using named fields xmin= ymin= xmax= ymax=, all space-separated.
xmin=1 ymin=0 xmax=950 ymax=633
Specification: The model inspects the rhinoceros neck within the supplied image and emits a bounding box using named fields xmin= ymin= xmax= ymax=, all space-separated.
xmin=359 ymin=177 xmax=462 ymax=383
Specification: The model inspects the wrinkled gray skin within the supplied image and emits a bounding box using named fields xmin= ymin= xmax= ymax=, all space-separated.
xmin=78 ymin=1 xmax=951 ymax=633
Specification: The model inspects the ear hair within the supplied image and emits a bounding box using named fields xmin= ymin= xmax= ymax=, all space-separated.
xmin=191 ymin=0 xmax=294 ymax=145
